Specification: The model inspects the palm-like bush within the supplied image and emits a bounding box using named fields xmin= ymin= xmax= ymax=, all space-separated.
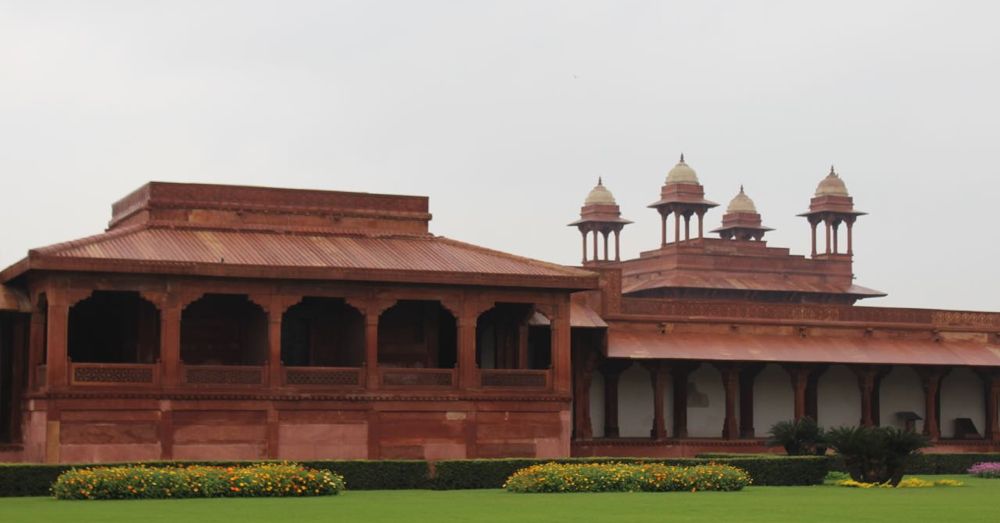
xmin=767 ymin=418 xmax=826 ymax=456
xmin=826 ymin=426 xmax=930 ymax=486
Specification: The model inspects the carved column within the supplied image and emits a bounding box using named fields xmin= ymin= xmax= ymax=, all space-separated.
xmin=573 ymin=348 xmax=599 ymax=440
xmin=846 ymin=219 xmax=855 ymax=256
xmin=824 ymin=219 xmax=832 ymax=254
xmin=644 ymin=361 xmax=669 ymax=440
xmin=717 ymin=364 xmax=740 ymax=440
xmin=832 ymin=222 xmax=840 ymax=254
xmin=44 ymin=292 xmax=75 ymax=390
xmin=809 ymin=220 xmax=818 ymax=257
xmin=592 ymin=229 xmax=598 ymax=261
xmin=550 ymin=300 xmax=572 ymax=394
xmin=852 ymin=366 xmax=880 ymax=427
xmin=785 ymin=365 xmax=812 ymax=421
xmin=27 ymin=303 xmax=46 ymax=391
xmin=660 ymin=212 xmax=668 ymax=247
xmin=989 ymin=373 xmax=1000 ymax=442
xmin=614 ymin=229 xmax=621 ymax=262
xmin=696 ymin=210 xmax=705 ymax=239
xmin=601 ymin=359 xmax=631 ymax=438
xmin=917 ymin=366 xmax=946 ymax=441
xmin=674 ymin=213 xmax=681 ymax=245
xmin=580 ymin=229 xmax=588 ymax=263
xmin=739 ymin=365 xmax=764 ymax=438
xmin=601 ymin=230 xmax=610 ymax=261
xmin=671 ymin=365 xmax=693 ymax=438
xmin=683 ymin=214 xmax=691 ymax=241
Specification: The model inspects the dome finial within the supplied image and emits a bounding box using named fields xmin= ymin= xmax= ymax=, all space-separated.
xmin=598 ymin=176 xmax=603 ymax=186
xmin=680 ymin=153 xmax=685 ymax=163
xmin=830 ymin=165 xmax=836 ymax=176
xmin=739 ymin=184 xmax=744 ymax=193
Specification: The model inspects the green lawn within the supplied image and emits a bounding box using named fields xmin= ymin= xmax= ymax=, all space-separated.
xmin=2 ymin=476 xmax=998 ymax=523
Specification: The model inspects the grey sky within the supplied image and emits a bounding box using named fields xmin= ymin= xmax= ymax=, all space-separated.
xmin=2 ymin=1 xmax=998 ymax=311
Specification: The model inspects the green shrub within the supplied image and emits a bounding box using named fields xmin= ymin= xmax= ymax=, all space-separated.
xmin=299 ymin=460 xmax=429 ymax=490
xmin=504 ymin=462 xmax=751 ymax=493
xmin=51 ymin=463 xmax=344 ymax=500
xmin=827 ymin=426 xmax=930 ymax=486
xmin=767 ymin=418 xmax=827 ymax=456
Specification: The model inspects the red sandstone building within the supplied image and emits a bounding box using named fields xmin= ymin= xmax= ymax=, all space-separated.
xmin=1 ymin=159 xmax=999 ymax=463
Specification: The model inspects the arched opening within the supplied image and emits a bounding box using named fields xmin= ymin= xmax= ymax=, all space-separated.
xmin=817 ymin=365 xmax=861 ymax=429
xmin=68 ymin=291 xmax=160 ymax=363
xmin=181 ymin=294 xmax=267 ymax=365
xmin=941 ymin=367 xmax=985 ymax=439
xmin=879 ymin=366 xmax=924 ymax=432
xmin=617 ymin=362 xmax=653 ymax=438
xmin=476 ymin=303 xmax=551 ymax=370
xmin=281 ymin=297 xmax=364 ymax=367
xmin=753 ymin=363 xmax=793 ymax=435
xmin=686 ymin=363 xmax=725 ymax=438
xmin=377 ymin=300 xmax=456 ymax=368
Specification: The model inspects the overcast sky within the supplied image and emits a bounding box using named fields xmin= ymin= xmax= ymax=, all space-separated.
xmin=1 ymin=1 xmax=998 ymax=311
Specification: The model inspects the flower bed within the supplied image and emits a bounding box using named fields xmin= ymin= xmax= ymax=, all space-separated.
xmin=968 ymin=462 xmax=1000 ymax=478
xmin=503 ymin=462 xmax=750 ymax=493
xmin=51 ymin=463 xmax=345 ymax=500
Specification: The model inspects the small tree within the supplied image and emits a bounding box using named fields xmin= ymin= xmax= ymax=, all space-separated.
xmin=826 ymin=426 xmax=930 ymax=486
xmin=767 ymin=418 xmax=826 ymax=456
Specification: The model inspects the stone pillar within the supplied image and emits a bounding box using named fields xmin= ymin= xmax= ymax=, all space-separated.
xmin=160 ymin=304 xmax=182 ymax=387
xmin=457 ymin=317 xmax=478 ymax=389
xmin=824 ymin=219 xmax=832 ymax=254
xmin=573 ymin=348 xmax=599 ymax=440
xmin=810 ymin=221 xmax=818 ymax=257
xmin=718 ymin=364 xmax=740 ymax=440
xmin=550 ymin=301 xmax=572 ymax=394
xmin=44 ymin=297 xmax=70 ymax=391
xmin=27 ymin=306 xmax=46 ymax=391
xmin=987 ymin=373 xmax=1000 ymax=442
xmin=362 ymin=312 xmax=378 ymax=390
xmin=644 ymin=361 xmax=669 ymax=440
xmin=683 ymin=214 xmax=691 ymax=241
xmin=614 ymin=229 xmax=621 ymax=262
xmin=739 ymin=365 xmax=763 ymax=438
xmin=592 ymin=229 xmax=598 ymax=261
xmin=601 ymin=360 xmax=631 ymax=438
xmin=601 ymin=230 xmax=610 ymax=261
xmin=846 ymin=220 xmax=855 ymax=256
xmin=786 ymin=365 xmax=811 ymax=421
xmin=697 ymin=210 xmax=705 ymax=239
xmin=671 ymin=365 xmax=692 ymax=438
xmin=917 ymin=367 xmax=946 ymax=441
xmin=832 ymin=222 xmax=840 ymax=254
xmin=581 ymin=230 xmax=588 ymax=263
xmin=660 ymin=213 xmax=667 ymax=247
xmin=266 ymin=299 xmax=287 ymax=389
xmin=674 ymin=213 xmax=681 ymax=245
xmin=852 ymin=366 xmax=879 ymax=427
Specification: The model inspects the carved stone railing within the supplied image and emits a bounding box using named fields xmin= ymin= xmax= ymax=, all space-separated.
xmin=379 ymin=368 xmax=455 ymax=388
xmin=182 ymin=364 xmax=265 ymax=386
xmin=620 ymin=298 xmax=1000 ymax=329
xmin=480 ymin=369 xmax=550 ymax=389
xmin=70 ymin=362 xmax=159 ymax=386
xmin=283 ymin=366 xmax=364 ymax=388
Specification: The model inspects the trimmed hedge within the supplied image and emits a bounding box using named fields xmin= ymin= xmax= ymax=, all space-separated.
xmin=433 ymin=456 xmax=828 ymax=489
xmin=825 ymin=453 xmax=1000 ymax=475
xmin=0 ymin=460 xmax=428 ymax=497
xmin=504 ymin=462 xmax=751 ymax=493
xmin=52 ymin=464 xmax=344 ymax=500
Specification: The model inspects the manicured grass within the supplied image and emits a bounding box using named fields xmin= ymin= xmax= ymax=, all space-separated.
xmin=1 ymin=476 xmax=998 ymax=523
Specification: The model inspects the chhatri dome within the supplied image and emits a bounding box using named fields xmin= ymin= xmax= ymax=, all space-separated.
xmin=584 ymin=177 xmax=617 ymax=205
xmin=664 ymin=154 xmax=700 ymax=185
xmin=726 ymin=185 xmax=757 ymax=214
xmin=815 ymin=166 xmax=850 ymax=197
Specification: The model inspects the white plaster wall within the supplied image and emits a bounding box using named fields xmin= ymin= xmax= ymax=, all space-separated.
xmin=617 ymin=363 xmax=653 ymax=437
xmin=817 ymin=365 xmax=860 ymax=429
xmin=878 ymin=366 xmax=924 ymax=432
xmin=754 ymin=364 xmax=794 ymax=436
xmin=589 ymin=370 xmax=606 ymax=438
xmin=940 ymin=367 xmax=985 ymax=438
xmin=687 ymin=364 xmax=726 ymax=438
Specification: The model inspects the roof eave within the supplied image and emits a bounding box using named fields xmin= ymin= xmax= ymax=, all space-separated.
xmin=20 ymin=256 xmax=601 ymax=291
